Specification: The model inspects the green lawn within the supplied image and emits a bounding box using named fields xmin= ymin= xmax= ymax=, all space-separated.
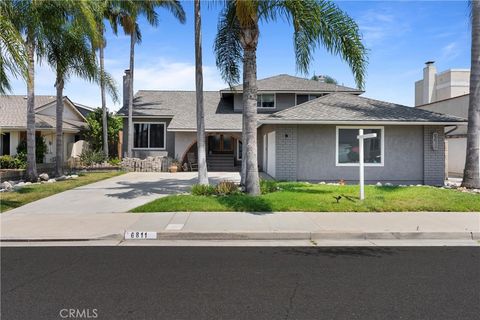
xmin=132 ymin=182 xmax=480 ymax=212
xmin=0 ymin=171 xmax=125 ymax=212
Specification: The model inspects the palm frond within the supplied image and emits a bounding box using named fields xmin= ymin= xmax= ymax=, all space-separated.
xmin=214 ymin=3 xmax=243 ymax=86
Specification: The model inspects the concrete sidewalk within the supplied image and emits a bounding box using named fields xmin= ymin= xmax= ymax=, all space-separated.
xmin=1 ymin=211 xmax=479 ymax=242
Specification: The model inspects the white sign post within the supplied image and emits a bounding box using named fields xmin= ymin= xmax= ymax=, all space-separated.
xmin=357 ymin=129 xmax=377 ymax=200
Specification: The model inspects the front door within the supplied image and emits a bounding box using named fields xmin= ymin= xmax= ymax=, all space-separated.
xmin=208 ymin=134 xmax=233 ymax=153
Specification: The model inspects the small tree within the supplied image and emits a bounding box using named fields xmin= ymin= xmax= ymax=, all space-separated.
xmin=81 ymin=108 xmax=122 ymax=157
xmin=16 ymin=136 xmax=47 ymax=164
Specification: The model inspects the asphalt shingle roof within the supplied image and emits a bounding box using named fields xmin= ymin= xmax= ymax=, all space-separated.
xmin=222 ymin=74 xmax=362 ymax=93
xmin=117 ymin=91 xmax=245 ymax=131
xmin=261 ymin=93 xmax=466 ymax=123
xmin=0 ymin=95 xmax=86 ymax=130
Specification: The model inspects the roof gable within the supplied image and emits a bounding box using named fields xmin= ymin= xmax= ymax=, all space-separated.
xmin=221 ymin=74 xmax=362 ymax=94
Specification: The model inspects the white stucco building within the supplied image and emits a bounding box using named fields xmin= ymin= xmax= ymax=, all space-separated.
xmin=415 ymin=61 xmax=471 ymax=177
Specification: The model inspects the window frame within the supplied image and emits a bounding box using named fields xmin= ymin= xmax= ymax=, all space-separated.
xmin=257 ymin=93 xmax=276 ymax=109
xmin=132 ymin=121 xmax=167 ymax=150
xmin=236 ymin=140 xmax=242 ymax=161
xmin=335 ymin=126 xmax=384 ymax=167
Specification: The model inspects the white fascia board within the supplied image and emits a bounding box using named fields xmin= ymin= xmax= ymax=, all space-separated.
xmin=257 ymin=119 xmax=467 ymax=126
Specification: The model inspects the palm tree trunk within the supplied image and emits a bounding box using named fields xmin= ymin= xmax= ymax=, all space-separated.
xmin=194 ymin=0 xmax=208 ymax=185
xmin=240 ymin=55 xmax=247 ymax=187
xmin=240 ymin=107 xmax=246 ymax=186
xmin=100 ymin=36 xmax=109 ymax=159
xmin=127 ymin=31 xmax=135 ymax=158
xmin=25 ymin=30 xmax=37 ymax=182
xmin=55 ymin=71 xmax=64 ymax=177
xmin=462 ymin=0 xmax=480 ymax=188
xmin=243 ymin=46 xmax=260 ymax=195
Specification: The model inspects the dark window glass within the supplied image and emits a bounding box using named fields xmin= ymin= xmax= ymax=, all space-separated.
xmin=1 ymin=132 xmax=10 ymax=155
xmin=338 ymin=128 xmax=382 ymax=164
xmin=149 ymin=124 xmax=165 ymax=148
xmin=223 ymin=135 xmax=232 ymax=150
xmin=238 ymin=141 xmax=242 ymax=160
xmin=262 ymin=94 xmax=274 ymax=108
xmin=134 ymin=123 xmax=148 ymax=148
xmin=257 ymin=94 xmax=275 ymax=108
xmin=296 ymin=95 xmax=308 ymax=105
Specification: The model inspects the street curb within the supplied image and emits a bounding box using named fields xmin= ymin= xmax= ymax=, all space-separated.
xmin=155 ymin=231 xmax=480 ymax=241
xmin=1 ymin=232 xmax=478 ymax=243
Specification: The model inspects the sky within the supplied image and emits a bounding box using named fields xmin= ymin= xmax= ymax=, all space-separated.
xmin=7 ymin=0 xmax=472 ymax=110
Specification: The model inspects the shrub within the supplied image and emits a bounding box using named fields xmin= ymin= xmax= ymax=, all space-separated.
xmin=0 ymin=155 xmax=26 ymax=169
xmin=260 ymin=179 xmax=278 ymax=194
xmin=16 ymin=136 xmax=47 ymax=163
xmin=191 ymin=184 xmax=216 ymax=196
xmin=215 ymin=180 xmax=239 ymax=195
xmin=108 ymin=157 xmax=121 ymax=166
xmin=80 ymin=108 xmax=123 ymax=157
xmin=80 ymin=149 xmax=107 ymax=166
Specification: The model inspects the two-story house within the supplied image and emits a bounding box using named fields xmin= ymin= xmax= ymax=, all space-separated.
xmin=117 ymin=73 xmax=465 ymax=185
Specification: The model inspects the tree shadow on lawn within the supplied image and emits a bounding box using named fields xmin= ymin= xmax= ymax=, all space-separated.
xmin=216 ymin=195 xmax=274 ymax=213
xmin=278 ymin=186 xmax=334 ymax=195
xmin=374 ymin=186 xmax=403 ymax=193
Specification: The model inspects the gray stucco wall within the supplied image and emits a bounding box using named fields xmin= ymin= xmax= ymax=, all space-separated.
xmin=262 ymin=124 xmax=446 ymax=185
xmin=122 ymin=117 xmax=175 ymax=159
xmin=295 ymin=125 xmax=425 ymax=184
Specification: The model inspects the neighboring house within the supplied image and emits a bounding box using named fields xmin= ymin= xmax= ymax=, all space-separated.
xmin=117 ymin=73 xmax=465 ymax=185
xmin=0 ymin=95 xmax=91 ymax=163
xmin=415 ymin=61 xmax=473 ymax=177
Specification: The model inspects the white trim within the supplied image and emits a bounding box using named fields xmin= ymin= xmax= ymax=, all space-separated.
xmin=257 ymin=93 xmax=276 ymax=109
xmin=236 ymin=140 xmax=242 ymax=161
xmin=35 ymin=98 xmax=87 ymax=122
xmin=132 ymin=121 xmax=166 ymax=150
xmin=335 ymin=126 xmax=385 ymax=167
xmin=259 ymin=120 xmax=466 ymax=126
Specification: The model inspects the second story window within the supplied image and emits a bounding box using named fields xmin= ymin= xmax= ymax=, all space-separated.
xmin=296 ymin=94 xmax=327 ymax=105
xmin=257 ymin=94 xmax=275 ymax=108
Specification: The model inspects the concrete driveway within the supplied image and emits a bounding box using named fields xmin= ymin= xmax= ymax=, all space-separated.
xmin=4 ymin=172 xmax=240 ymax=215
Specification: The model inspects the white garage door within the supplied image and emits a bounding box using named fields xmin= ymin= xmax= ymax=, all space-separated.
xmin=267 ymin=131 xmax=276 ymax=178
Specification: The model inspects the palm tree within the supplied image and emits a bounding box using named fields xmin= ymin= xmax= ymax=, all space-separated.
xmin=114 ymin=0 xmax=185 ymax=157
xmin=7 ymin=0 xmax=63 ymax=181
xmin=45 ymin=8 xmax=118 ymax=177
xmin=194 ymin=0 xmax=208 ymax=185
xmin=96 ymin=0 xmax=124 ymax=159
xmin=462 ymin=0 xmax=480 ymax=188
xmin=215 ymin=0 xmax=367 ymax=195
xmin=0 ymin=2 xmax=28 ymax=94
xmin=4 ymin=0 xmax=100 ymax=181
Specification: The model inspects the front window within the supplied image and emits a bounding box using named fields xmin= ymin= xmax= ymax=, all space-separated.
xmin=336 ymin=127 xmax=383 ymax=166
xmin=133 ymin=122 xmax=165 ymax=149
xmin=257 ymin=94 xmax=275 ymax=108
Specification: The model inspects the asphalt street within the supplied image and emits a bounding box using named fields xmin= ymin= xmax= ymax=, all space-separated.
xmin=1 ymin=246 xmax=479 ymax=320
